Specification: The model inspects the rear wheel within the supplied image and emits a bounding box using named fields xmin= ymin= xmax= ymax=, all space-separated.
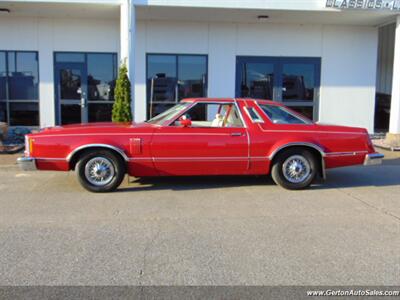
xmin=76 ymin=150 xmax=125 ymax=193
xmin=271 ymin=148 xmax=317 ymax=190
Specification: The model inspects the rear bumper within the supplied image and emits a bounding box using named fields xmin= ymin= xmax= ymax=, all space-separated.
xmin=17 ymin=157 xmax=37 ymax=171
xmin=364 ymin=153 xmax=384 ymax=166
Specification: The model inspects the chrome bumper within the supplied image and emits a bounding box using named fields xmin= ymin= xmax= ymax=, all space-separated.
xmin=17 ymin=157 xmax=37 ymax=171
xmin=364 ymin=153 xmax=384 ymax=166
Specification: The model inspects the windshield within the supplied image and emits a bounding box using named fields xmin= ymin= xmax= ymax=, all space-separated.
xmin=146 ymin=102 xmax=192 ymax=125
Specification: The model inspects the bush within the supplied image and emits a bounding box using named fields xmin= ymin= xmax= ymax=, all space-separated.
xmin=112 ymin=62 xmax=132 ymax=122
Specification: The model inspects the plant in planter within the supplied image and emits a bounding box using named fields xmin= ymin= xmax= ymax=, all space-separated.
xmin=112 ymin=62 xmax=132 ymax=122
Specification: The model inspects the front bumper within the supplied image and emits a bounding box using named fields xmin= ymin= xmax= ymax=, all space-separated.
xmin=364 ymin=153 xmax=384 ymax=166
xmin=17 ymin=157 xmax=37 ymax=171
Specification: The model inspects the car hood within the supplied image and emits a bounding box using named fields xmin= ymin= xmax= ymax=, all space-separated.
xmin=33 ymin=121 xmax=155 ymax=136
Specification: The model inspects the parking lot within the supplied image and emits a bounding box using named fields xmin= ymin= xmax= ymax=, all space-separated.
xmin=0 ymin=150 xmax=399 ymax=286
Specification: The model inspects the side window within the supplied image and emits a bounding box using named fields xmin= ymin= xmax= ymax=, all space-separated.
xmin=245 ymin=107 xmax=264 ymax=123
xmin=173 ymin=103 xmax=243 ymax=128
xmin=259 ymin=104 xmax=311 ymax=124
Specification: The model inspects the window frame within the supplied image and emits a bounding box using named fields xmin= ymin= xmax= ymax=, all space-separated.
xmin=166 ymin=101 xmax=245 ymax=128
xmin=256 ymin=103 xmax=313 ymax=125
xmin=146 ymin=53 xmax=208 ymax=119
xmin=236 ymin=56 xmax=321 ymax=121
xmin=0 ymin=50 xmax=40 ymax=127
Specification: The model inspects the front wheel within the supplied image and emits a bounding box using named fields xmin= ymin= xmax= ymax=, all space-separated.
xmin=271 ymin=148 xmax=318 ymax=190
xmin=76 ymin=150 xmax=125 ymax=193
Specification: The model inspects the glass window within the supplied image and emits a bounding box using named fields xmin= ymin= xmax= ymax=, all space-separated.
xmin=259 ymin=104 xmax=311 ymax=125
xmin=173 ymin=102 xmax=243 ymax=128
xmin=288 ymin=106 xmax=314 ymax=121
xmin=55 ymin=53 xmax=85 ymax=63
xmin=245 ymin=107 xmax=264 ymax=123
xmin=236 ymin=57 xmax=320 ymax=121
xmin=147 ymin=102 xmax=191 ymax=125
xmin=178 ymin=56 xmax=207 ymax=99
xmin=240 ymin=62 xmax=274 ymax=99
xmin=0 ymin=51 xmax=39 ymax=126
xmin=8 ymin=52 xmax=39 ymax=100
xmin=9 ymin=102 xmax=39 ymax=126
xmin=89 ymin=103 xmax=113 ymax=122
xmin=0 ymin=52 xmax=6 ymax=100
xmin=147 ymin=54 xmax=207 ymax=119
xmin=87 ymin=54 xmax=117 ymax=101
xmin=282 ymin=63 xmax=315 ymax=102
xmin=0 ymin=101 xmax=7 ymax=123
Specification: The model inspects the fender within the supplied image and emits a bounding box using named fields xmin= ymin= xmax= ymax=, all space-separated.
xmin=66 ymin=143 xmax=130 ymax=162
xmin=268 ymin=141 xmax=327 ymax=179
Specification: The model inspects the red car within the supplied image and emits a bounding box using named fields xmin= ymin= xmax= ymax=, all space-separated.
xmin=17 ymin=98 xmax=383 ymax=192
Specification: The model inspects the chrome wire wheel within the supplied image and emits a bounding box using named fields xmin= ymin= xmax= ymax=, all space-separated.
xmin=282 ymin=155 xmax=311 ymax=184
xmin=84 ymin=156 xmax=115 ymax=186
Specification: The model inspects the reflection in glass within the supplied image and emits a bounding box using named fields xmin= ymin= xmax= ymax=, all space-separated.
xmin=56 ymin=53 xmax=85 ymax=63
xmin=0 ymin=52 xmax=6 ymax=100
xmin=0 ymin=101 xmax=7 ymax=123
xmin=87 ymin=54 xmax=117 ymax=101
xmin=146 ymin=54 xmax=207 ymax=118
xmin=61 ymin=104 xmax=81 ymax=125
xmin=282 ymin=64 xmax=315 ymax=101
xmin=89 ymin=103 xmax=113 ymax=122
xmin=60 ymin=69 xmax=82 ymax=100
xmin=288 ymin=106 xmax=313 ymax=120
xmin=8 ymin=52 xmax=39 ymax=100
xmin=147 ymin=55 xmax=177 ymax=111
xmin=9 ymin=102 xmax=39 ymax=126
xmin=240 ymin=63 xmax=273 ymax=99
xmin=178 ymin=56 xmax=207 ymax=99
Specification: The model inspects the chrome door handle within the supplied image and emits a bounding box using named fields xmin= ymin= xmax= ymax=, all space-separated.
xmin=231 ymin=132 xmax=243 ymax=136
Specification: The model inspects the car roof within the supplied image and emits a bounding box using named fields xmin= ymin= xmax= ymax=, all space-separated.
xmin=181 ymin=98 xmax=279 ymax=106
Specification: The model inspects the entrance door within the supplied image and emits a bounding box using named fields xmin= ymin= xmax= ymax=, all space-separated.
xmin=55 ymin=63 xmax=87 ymax=125
xmin=236 ymin=56 xmax=321 ymax=121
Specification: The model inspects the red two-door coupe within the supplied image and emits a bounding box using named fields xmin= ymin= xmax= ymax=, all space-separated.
xmin=17 ymin=98 xmax=383 ymax=192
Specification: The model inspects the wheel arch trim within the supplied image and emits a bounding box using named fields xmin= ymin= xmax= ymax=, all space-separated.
xmin=268 ymin=142 xmax=326 ymax=179
xmin=66 ymin=144 xmax=130 ymax=163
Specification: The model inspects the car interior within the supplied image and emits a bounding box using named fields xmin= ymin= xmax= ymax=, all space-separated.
xmin=173 ymin=103 xmax=243 ymax=128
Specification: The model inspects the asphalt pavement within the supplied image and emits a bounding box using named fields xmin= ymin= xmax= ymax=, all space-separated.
xmin=0 ymin=150 xmax=399 ymax=286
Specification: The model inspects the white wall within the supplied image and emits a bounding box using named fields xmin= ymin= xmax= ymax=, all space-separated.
xmin=135 ymin=20 xmax=378 ymax=131
xmin=0 ymin=16 xmax=120 ymax=127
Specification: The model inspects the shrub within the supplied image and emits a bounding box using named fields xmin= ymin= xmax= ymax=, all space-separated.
xmin=112 ymin=62 xmax=132 ymax=122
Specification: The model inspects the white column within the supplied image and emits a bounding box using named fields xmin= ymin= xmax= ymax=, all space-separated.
xmin=38 ymin=19 xmax=55 ymax=128
xmin=389 ymin=15 xmax=400 ymax=135
xmin=120 ymin=0 xmax=135 ymax=120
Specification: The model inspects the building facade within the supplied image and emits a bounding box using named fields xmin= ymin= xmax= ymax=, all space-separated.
xmin=0 ymin=0 xmax=400 ymax=137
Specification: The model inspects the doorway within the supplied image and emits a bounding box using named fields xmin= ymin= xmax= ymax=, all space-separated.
xmin=54 ymin=52 xmax=117 ymax=125
xmin=236 ymin=56 xmax=321 ymax=121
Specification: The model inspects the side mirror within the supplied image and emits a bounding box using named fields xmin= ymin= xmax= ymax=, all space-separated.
xmin=179 ymin=115 xmax=192 ymax=127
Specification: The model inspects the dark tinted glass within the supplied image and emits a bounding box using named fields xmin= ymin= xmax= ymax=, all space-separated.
xmin=61 ymin=104 xmax=81 ymax=125
xmin=9 ymin=102 xmax=39 ymax=126
xmin=282 ymin=63 xmax=315 ymax=101
xmin=240 ymin=62 xmax=273 ymax=99
xmin=147 ymin=55 xmax=177 ymax=106
xmin=260 ymin=104 xmax=309 ymax=124
xmin=8 ymin=52 xmax=39 ymax=100
xmin=89 ymin=103 xmax=113 ymax=122
xmin=60 ymin=68 xmax=82 ymax=100
xmin=289 ymin=106 xmax=313 ymax=120
xmin=0 ymin=52 xmax=6 ymax=100
xmin=56 ymin=53 xmax=85 ymax=63
xmin=0 ymin=101 xmax=7 ymax=123
xmin=87 ymin=54 xmax=117 ymax=101
xmin=178 ymin=56 xmax=207 ymax=99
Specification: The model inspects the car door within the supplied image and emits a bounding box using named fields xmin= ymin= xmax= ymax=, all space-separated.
xmin=150 ymin=102 xmax=249 ymax=175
